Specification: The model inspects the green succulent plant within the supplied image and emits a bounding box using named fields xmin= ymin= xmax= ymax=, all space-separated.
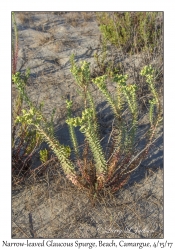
xmin=13 ymin=56 xmax=162 ymax=195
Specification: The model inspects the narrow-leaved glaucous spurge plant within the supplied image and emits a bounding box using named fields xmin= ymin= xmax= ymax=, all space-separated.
xmin=13 ymin=56 xmax=162 ymax=197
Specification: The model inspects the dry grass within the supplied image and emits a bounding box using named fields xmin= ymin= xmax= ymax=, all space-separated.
xmin=52 ymin=41 xmax=63 ymax=53
xmin=66 ymin=12 xmax=82 ymax=27
xmin=35 ymin=33 xmax=54 ymax=46
xmin=17 ymin=12 xmax=29 ymax=25
xmin=12 ymin=165 xmax=163 ymax=238
xmin=81 ymin=12 xmax=94 ymax=22
xmin=38 ymin=36 xmax=50 ymax=46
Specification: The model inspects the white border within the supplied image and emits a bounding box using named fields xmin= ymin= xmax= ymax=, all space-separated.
xmin=0 ymin=0 xmax=175 ymax=246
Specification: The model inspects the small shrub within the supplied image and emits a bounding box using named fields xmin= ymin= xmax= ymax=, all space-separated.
xmin=96 ymin=12 xmax=163 ymax=54
xmin=93 ymin=40 xmax=122 ymax=78
xmin=12 ymin=71 xmax=38 ymax=184
xmin=12 ymin=71 xmax=55 ymax=185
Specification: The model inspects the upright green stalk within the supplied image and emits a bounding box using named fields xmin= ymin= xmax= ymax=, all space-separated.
xmin=121 ymin=84 xmax=138 ymax=150
xmin=140 ymin=65 xmax=160 ymax=127
xmin=66 ymin=100 xmax=79 ymax=158
xmin=66 ymin=108 xmax=107 ymax=177
xmin=70 ymin=54 xmax=99 ymax=133
xmin=92 ymin=75 xmax=119 ymax=117
xmin=15 ymin=107 xmax=77 ymax=179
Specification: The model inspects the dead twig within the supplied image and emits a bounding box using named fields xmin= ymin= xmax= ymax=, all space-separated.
xmin=12 ymin=220 xmax=30 ymax=238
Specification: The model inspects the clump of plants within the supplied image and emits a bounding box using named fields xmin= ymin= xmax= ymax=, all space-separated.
xmin=93 ymin=39 xmax=119 ymax=77
xmin=96 ymin=12 xmax=163 ymax=54
xmin=12 ymin=13 xmax=57 ymax=186
xmin=11 ymin=71 xmax=60 ymax=184
xmin=13 ymin=53 xmax=162 ymax=198
xmin=12 ymin=70 xmax=54 ymax=185
xmin=12 ymin=12 xmax=33 ymax=185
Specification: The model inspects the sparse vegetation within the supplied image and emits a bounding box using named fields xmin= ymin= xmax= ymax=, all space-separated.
xmin=96 ymin=12 xmax=163 ymax=55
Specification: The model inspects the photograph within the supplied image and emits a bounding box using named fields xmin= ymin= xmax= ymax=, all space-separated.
xmin=11 ymin=11 xmax=164 ymax=239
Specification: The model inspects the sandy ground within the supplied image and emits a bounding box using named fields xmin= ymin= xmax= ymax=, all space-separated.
xmin=12 ymin=12 xmax=163 ymax=238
